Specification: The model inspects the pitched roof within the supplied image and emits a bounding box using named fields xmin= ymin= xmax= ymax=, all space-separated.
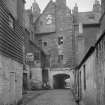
xmin=78 ymin=11 xmax=101 ymax=24
xmin=42 ymin=0 xmax=55 ymax=14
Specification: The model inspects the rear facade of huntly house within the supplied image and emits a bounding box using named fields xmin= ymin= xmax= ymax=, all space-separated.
xmin=35 ymin=0 xmax=75 ymax=89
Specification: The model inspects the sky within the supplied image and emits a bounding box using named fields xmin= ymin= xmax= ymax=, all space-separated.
xmin=25 ymin=0 xmax=101 ymax=12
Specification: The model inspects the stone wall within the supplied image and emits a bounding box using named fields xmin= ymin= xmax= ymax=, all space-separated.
xmin=35 ymin=1 xmax=56 ymax=34
xmin=95 ymin=35 xmax=105 ymax=105
xmin=79 ymin=51 xmax=97 ymax=105
xmin=41 ymin=33 xmax=58 ymax=68
xmin=76 ymin=32 xmax=105 ymax=105
xmin=31 ymin=67 xmax=42 ymax=89
xmin=100 ymin=5 xmax=105 ymax=35
xmin=49 ymin=68 xmax=74 ymax=89
xmin=17 ymin=0 xmax=25 ymax=26
xmin=83 ymin=25 xmax=100 ymax=55
xmin=0 ymin=54 xmax=23 ymax=105
xmin=36 ymin=0 xmax=74 ymax=68
xmin=56 ymin=1 xmax=74 ymax=68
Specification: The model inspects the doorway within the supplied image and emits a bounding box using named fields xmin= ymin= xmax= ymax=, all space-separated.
xmin=53 ymin=74 xmax=70 ymax=89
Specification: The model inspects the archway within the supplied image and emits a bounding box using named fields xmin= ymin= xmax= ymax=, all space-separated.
xmin=53 ymin=74 xmax=70 ymax=89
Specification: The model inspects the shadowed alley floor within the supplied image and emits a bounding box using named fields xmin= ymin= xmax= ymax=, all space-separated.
xmin=22 ymin=89 xmax=77 ymax=105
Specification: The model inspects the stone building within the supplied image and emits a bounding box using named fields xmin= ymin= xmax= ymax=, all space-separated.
xmin=0 ymin=0 xmax=25 ymax=104
xmin=34 ymin=0 xmax=101 ymax=89
xmin=74 ymin=0 xmax=105 ymax=105
xmin=24 ymin=1 xmax=48 ymax=89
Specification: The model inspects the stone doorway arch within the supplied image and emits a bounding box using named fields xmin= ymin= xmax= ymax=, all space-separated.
xmin=53 ymin=74 xmax=70 ymax=89
xmin=48 ymin=68 xmax=74 ymax=89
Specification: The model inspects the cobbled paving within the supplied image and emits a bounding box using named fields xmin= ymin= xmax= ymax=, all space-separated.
xmin=26 ymin=89 xmax=77 ymax=105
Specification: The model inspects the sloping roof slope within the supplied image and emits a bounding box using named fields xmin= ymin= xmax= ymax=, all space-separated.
xmin=78 ymin=11 xmax=101 ymax=24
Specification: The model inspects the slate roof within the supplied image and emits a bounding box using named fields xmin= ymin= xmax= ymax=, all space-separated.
xmin=78 ymin=11 xmax=101 ymax=24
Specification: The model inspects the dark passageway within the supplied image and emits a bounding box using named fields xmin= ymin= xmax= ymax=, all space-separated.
xmin=53 ymin=74 xmax=70 ymax=89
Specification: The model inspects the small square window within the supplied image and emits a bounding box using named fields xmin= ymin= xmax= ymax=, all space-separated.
xmin=43 ymin=42 xmax=47 ymax=46
xmin=58 ymin=36 xmax=63 ymax=45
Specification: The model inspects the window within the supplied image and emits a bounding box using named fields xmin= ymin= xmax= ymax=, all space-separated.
xmin=38 ymin=39 xmax=42 ymax=46
xmin=43 ymin=42 xmax=47 ymax=46
xmin=83 ymin=65 xmax=86 ymax=90
xmin=58 ymin=36 xmax=63 ymax=45
xmin=46 ymin=14 xmax=53 ymax=24
xmin=9 ymin=14 xmax=14 ymax=29
xmin=30 ymin=31 xmax=34 ymax=41
xmin=34 ymin=51 xmax=40 ymax=60
xmin=58 ymin=55 xmax=63 ymax=63
xmin=79 ymin=23 xmax=83 ymax=34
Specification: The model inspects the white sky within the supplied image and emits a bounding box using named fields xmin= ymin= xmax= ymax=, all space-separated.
xmin=25 ymin=0 xmax=101 ymax=12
